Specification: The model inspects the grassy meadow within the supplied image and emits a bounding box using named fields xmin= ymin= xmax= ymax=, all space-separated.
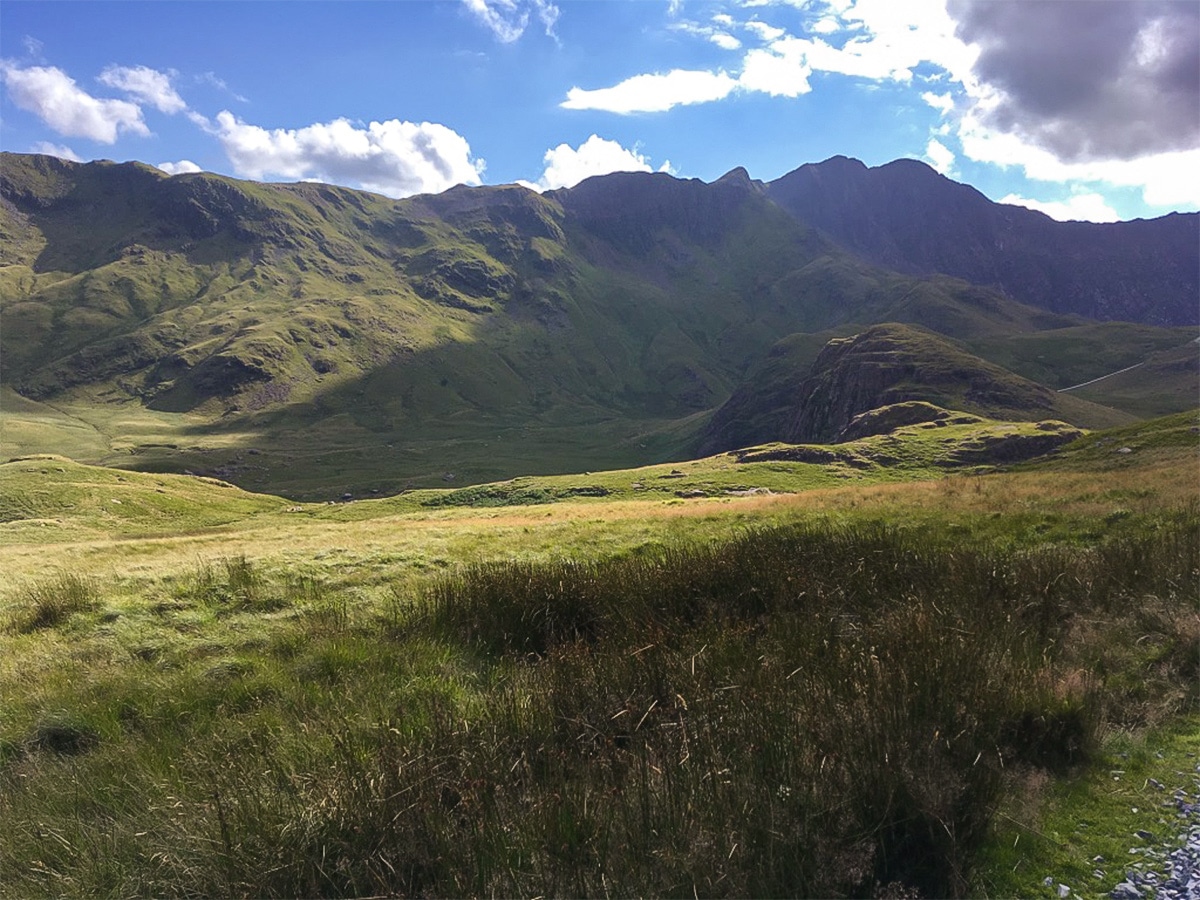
xmin=0 ymin=412 xmax=1197 ymax=897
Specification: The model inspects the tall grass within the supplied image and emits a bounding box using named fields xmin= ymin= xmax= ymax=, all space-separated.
xmin=2 ymin=571 xmax=100 ymax=633
xmin=1 ymin=516 xmax=1196 ymax=897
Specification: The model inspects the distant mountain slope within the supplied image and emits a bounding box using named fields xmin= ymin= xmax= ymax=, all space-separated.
xmin=0 ymin=152 xmax=1186 ymax=495
xmin=0 ymin=153 xmax=1068 ymax=417
xmin=766 ymin=156 xmax=1199 ymax=326
xmin=700 ymin=323 xmax=1134 ymax=452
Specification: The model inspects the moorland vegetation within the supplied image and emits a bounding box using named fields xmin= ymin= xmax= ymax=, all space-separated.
xmin=0 ymin=413 xmax=1196 ymax=897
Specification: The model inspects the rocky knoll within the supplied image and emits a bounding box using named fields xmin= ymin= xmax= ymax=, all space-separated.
xmin=702 ymin=323 xmax=1124 ymax=450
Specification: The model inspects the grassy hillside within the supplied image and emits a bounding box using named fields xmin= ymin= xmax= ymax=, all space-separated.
xmin=701 ymin=322 xmax=1133 ymax=452
xmin=4 ymin=153 xmax=1177 ymax=497
xmin=0 ymin=414 xmax=1195 ymax=898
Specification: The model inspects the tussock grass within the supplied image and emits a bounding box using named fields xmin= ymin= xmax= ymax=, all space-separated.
xmin=3 ymin=571 xmax=100 ymax=633
xmin=173 ymin=556 xmax=285 ymax=613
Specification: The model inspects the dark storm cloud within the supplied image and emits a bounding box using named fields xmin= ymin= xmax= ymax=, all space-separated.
xmin=949 ymin=0 xmax=1199 ymax=161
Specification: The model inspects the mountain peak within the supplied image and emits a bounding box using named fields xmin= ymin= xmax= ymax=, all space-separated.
xmin=715 ymin=166 xmax=752 ymax=185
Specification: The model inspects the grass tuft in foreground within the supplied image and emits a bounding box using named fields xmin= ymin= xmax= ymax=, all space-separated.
xmin=3 ymin=572 xmax=101 ymax=634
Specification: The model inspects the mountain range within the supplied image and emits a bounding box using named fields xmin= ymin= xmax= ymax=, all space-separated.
xmin=1 ymin=151 xmax=1195 ymax=497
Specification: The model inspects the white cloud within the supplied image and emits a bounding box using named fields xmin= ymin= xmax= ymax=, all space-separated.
xmin=713 ymin=13 xmax=735 ymax=27
xmin=744 ymin=20 xmax=785 ymax=42
xmin=563 ymin=2 xmax=967 ymax=113
xmin=924 ymin=138 xmax=955 ymax=174
xmin=921 ymin=90 xmax=954 ymax=116
xmin=30 ymin=141 xmax=81 ymax=161
xmin=0 ymin=62 xmax=149 ymax=143
xmin=959 ymin=105 xmax=1200 ymax=208
xmin=212 ymin=112 xmax=485 ymax=198
xmin=670 ymin=20 xmax=742 ymax=50
xmin=998 ymin=192 xmax=1120 ymax=224
xmin=461 ymin=0 xmax=559 ymax=43
xmin=528 ymin=134 xmax=659 ymax=191
xmin=803 ymin=0 xmax=977 ymax=85
xmin=97 ymin=65 xmax=185 ymax=114
xmin=157 ymin=159 xmax=202 ymax=175
xmin=739 ymin=40 xmax=812 ymax=96
xmin=562 ymin=69 xmax=738 ymax=113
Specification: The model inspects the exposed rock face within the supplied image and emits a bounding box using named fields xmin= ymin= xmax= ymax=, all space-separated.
xmin=766 ymin=156 xmax=1200 ymax=326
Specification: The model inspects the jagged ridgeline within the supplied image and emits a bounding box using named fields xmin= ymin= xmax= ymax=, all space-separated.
xmin=1 ymin=152 xmax=1196 ymax=497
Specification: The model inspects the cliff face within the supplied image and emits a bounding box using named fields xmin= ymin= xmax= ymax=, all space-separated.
xmin=766 ymin=157 xmax=1200 ymax=326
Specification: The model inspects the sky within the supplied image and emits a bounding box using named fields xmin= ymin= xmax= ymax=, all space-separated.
xmin=1 ymin=0 xmax=1197 ymax=223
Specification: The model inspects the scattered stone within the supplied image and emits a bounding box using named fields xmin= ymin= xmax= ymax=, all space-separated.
xmin=1057 ymin=883 xmax=1071 ymax=898
xmin=1116 ymin=447 xmax=1134 ymax=454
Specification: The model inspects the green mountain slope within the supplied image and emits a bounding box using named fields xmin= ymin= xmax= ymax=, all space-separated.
xmin=700 ymin=323 xmax=1134 ymax=452
xmin=0 ymin=153 xmax=1185 ymax=497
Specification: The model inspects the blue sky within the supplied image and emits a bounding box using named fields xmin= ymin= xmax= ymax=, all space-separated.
xmin=1 ymin=0 xmax=1196 ymax=222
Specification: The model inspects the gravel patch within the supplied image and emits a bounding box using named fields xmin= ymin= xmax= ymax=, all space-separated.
xmin=1107 ymin=760 xmax=1200 ymax=900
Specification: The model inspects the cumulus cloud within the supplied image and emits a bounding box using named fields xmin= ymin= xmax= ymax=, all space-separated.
xmin=959 ymin=109 xmax=1200 ymax=207
xmin=562 ymin=69 xmax=739 ymax=113
xmin=157 ymin=159 xmax=202 ymax=175
xmin=924 ymin=137 xmax=955 ymax=174
xmin=97 ymin=65 xmax=186 ymax=114
xmin=30 ymin=141 xmax=81 ymax=161
xmin=999 ymin=191 xmax=1120 ymax=224
xmin=739 ymin=40 xmax=812 ymax=96
xmin=0 ymin=62 xmax=148 ymax=143
xmin=949 ymin=0 xmax=1199 ymax=162
xmin=211 ymin=112 xmax=485 ymax=198
xmin=462 ymin=0 xmax=559 ymax=43
xmin=524 ymin=134 xmax=668 ymax=191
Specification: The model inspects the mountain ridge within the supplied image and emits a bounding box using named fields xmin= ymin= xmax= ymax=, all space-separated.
xmin=1 ymin=151 xmax=1194 ymax=496
xmin=764 ymin=155 xmax=1199 ymax=326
